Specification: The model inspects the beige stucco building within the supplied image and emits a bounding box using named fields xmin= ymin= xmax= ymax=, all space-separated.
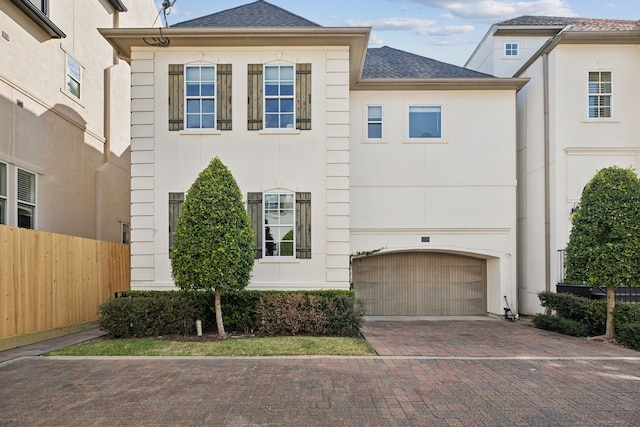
xmin=102 ymin=1 xmax=527 ymax=317
xmin=0 ymin=0 xmax=157 ymax=242
xmin=466 ymin=17 xmax=640 ymax=313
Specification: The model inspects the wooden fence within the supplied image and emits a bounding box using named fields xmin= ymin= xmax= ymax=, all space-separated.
xmin=0 ymin=225 xmax=130 ymax=350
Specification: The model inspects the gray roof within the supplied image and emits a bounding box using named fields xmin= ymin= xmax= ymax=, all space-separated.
xmin=498 ymin=15 xmax=639 ymax=31
xmin=363 ymin=47 xmax=493 ymax=79
xmin=172 ymin=0 xmax=319 ymax=28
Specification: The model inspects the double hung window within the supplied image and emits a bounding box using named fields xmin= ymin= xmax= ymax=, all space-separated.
xmin=367 ymin=106 xmax=383 ymax=139
xmin=66 ymin=55 xmax=81 ymax=99
xmin=17 ymin=169 xmax=36 ymax=229
xmin=264 ymin=65 xmax=295 ymax=129
xmin=263 ymin=193 xmax=295 ymax=257
xmin=185 ymin=65 xmax=216 ymax=129
xmin=588 ymin=71 xmax=612 ymax=118
xmin=408 ymin=106 xmax=442 ymax=139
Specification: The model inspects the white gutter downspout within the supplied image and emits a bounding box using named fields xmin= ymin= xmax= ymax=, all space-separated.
xmin=543 ymin=52 xmax=551 ymax=294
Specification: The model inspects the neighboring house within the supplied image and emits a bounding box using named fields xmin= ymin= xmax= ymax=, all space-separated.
xmin=101 ymin=0 xmax=527 ymax=317
xmin=0 ymin=0 xmax=157 ymax=243
xmin=466 ymin=16 xmax=640 ymax=313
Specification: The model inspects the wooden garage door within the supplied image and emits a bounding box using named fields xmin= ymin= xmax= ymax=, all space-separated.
xmin=353 ymin=252 xmax=487 ymax=316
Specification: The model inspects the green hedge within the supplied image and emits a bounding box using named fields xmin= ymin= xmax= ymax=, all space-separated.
xmin=616 ymin=323 xmax=640 ymax=350
xmin=100 ymin=290 xmax=363 ymax=338
xmin=537 ymin=291 xmax=640 ymax=337
xmin=531 ymin=314 xmax=590 ymax=337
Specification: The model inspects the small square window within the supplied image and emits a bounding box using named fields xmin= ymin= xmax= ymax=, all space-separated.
xmin=409 ymin=106 xmax=442 ymax=139
xmin=505 ymin=43 xmax=519 ymax=57
xmin=66 ymin=55 xmax=81 ymax=99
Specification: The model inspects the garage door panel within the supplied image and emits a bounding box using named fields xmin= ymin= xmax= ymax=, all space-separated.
xmin=353 ymin=252 xmax=487 ymax=316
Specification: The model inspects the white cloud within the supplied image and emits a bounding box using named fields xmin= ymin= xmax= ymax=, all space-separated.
xmin=346 ymin=17 xmax=474 ymax=36
xmin=368 ymin=33 xmax=385 ymax=47
xmin=407 ymin=0 xmax=578 ymax=23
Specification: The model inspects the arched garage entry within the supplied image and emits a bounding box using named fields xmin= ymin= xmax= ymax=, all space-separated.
xmin=352 ymin=251 xmax=487 ymax=316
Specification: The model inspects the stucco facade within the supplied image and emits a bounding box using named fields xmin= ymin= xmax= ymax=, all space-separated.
xmin=0 ymin=0 xmax=157 ymax=242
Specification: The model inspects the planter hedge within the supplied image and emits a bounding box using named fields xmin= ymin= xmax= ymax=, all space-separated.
xmin=100 ymin=290 xmax=363 ymax=338
xmin=531 ymin=314 xmax=590 ymax=337
xmin=616 ymin=323 xmax=640 ymax=350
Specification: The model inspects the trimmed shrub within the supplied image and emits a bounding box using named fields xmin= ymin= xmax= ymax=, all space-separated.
xmin=101 ymin=290 xmax=364 ymax=338
xmin=531 ymin=314 xmax=590 ymax=337
xmin=616 ymin=323 xmax=640 ymax=350
xmin=538 ymin=291 xmax=606 ymax=335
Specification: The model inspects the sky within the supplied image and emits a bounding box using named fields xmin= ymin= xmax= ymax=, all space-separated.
xmin=153 ymin=0 xmax=640 ymax=66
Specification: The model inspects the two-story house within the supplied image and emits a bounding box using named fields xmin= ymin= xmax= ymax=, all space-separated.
xmin=466 ymin=16 xmax=640 ymax=313
xmin=101 ymin=0 xmax=527 ymax=317
xmin=1 ymin=0 xmax=157 ymax=243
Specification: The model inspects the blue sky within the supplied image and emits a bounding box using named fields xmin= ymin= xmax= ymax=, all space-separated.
xmin=155 ymin=0 xmax=640 ymax=66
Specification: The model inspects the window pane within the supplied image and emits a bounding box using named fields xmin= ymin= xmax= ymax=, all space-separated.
xmin=409 ymin=106 xmax=441 ymax=138
xmin=280 ymin=194 xmax=294 ymax=209
xmin=368 ymin=123 xmax=382 ymax=139
xmin=200 ymin=66 xmax=215 ymax=81
xmin=202 ymin=114 xmax=215 ymax=128
xmin=185 ymin=67 xmax=200 ymax=81
xmin=186 ymin=82 xmax=200 ymax=96
xmin=201 ymin=83 xmax=215 ymax=97
xmin=280 ymin=66 xmax=294 ymax=80
xmin=265 ymin=99 xmax=279 ymax=112
xmin=202 ymin=99 xmax=215 ymax=113
xmin=0 ymin=162 xmax=6 ymax=197
xmin=368 ymin=106 xmax=382 ymax=121
xmin=186 ymin=114 xmax=200 ymax=128
xmin=186 ymin=99 xmax=200 ymax=113
xmin=600 ymin=72 xmax=611 ymax=82
xmin=18 ymin=203 xmax=34 ymax=229
xmin=281 ymin=114 xmax=294 ymax=128
xmin=0 ymin=199 xmax=5 ymax=225
xmin=67 ymin=57 xmax=81 ymax=81
xmin=281 ymin=99 xmax=294 ymax=113
xmin=280 ymin=83 xmax=294 ymax=96
xmin=264 ymin=66 xmax=279 ymax=80
xmin=17 ymin=169 xmax=35 ymax=204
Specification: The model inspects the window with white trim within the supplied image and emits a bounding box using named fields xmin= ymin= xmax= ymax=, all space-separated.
xmin=264 ymin=65 xmax=295 ymax=129
xmin=121 ymin=223 xmax=130 ymax=244
xmin=264 ymin=193 xmax=295 ymax=257
xmin=0 ymin=162 xmax=6 ymax=225
xmin=17 ymin=168 xmax=36 ymax=229
xmin=409 ymin=106 xmax=442 ymax=139
xmin=185 ymin=65 xmax=216 ymax=129
xmin=504 ymin=42 xmax=519 ymax=57
xmin=588 ymin=71 xmax=612 ymax=118
xmin=367 ymin=105 xmax=383 ymax=139
xmin=66 ymin=54 xmax=81 ymax=99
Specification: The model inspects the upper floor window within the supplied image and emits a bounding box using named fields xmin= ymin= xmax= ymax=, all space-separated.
xmin=588 ymin=71 xmax=612 ymax=118
xmin=66 ymin=55 xmax=81 ymax=99
xmin=0 ymin=162 xmax=6 ymax=225
xmin=185 ymin=65 xmax=216 ymax=129
xmin=504 ymin=42 xmax=519 ymax=57
xmin=264 ymin=65 xmax=295 ymax=129
xmin=408 ymin=106 xmax=442 ymax=139
xmin=17 ymin=168 xmax=36 ymax=229
xmin=367 ymin=105 xmax=383 ymax=139
xmin=168 ymin=64 xmax=232 ymax=132
xmin=247 ymin=63 xmax=311 ymax=131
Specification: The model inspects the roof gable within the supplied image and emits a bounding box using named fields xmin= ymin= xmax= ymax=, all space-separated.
xmin=363 ymin=46 xmax=492 ymax=79
xmin=171 ymin=0 xmax=319 ymax=28
xmin=497 ymin=15 xmax=639 ymax=32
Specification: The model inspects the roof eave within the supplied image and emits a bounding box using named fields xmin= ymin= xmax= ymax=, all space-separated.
xmin=108 ymin=0 xmax=127 ymax=12
xmin=9 ymin=0 xmax=66 ymax=38
xmin=352 ymin=77 xmax=530 ymax=91
xmin=494 ymin=25 xmax=566 ymax=37
xmin=99 ymin=26 xmax=370 ymax=86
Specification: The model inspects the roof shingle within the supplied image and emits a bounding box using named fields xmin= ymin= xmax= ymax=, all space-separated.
xmin=171 ymin=0 xmax=319 ymax=28
xmin=363 ymin=46 xmax=493 ymax=79
xmin=498 ymin=15 xmax=639 ymax=32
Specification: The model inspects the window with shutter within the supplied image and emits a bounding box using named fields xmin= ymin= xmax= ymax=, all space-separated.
xmin=17 ymin=168 xmax=36 ymax=229
xmin=0 ymin=162 xmax=6 ymax=225
xmin=168 ymin=192 xmax=184 ymax=256
xmin=247 ymin=63 xmax=311 ymax=131
xmin=248 ymin=191 xmax=311 ymax=259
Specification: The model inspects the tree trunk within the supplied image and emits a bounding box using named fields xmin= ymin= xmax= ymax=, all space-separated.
xmin=605 ymin=286 xmax=615 ymax=340
xmin=215 ymin=290 xmax=226 ymax=338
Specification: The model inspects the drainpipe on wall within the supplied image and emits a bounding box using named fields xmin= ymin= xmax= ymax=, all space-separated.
xmin=543 ymin=52 xmax=551 ymax=294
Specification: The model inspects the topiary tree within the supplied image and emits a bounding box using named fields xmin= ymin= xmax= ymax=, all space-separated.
xmin=564 ymin=166 xmax=640 ymax=339
xmin=171 ymin=157 xmax=254 ymax=337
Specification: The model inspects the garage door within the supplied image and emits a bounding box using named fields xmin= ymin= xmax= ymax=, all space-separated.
xmin=352 ymin=251 xmax=487 ymax=316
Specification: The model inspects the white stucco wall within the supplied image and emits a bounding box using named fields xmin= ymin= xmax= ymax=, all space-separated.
xmin=349 ymin=89 xmax=519 ymax=316
xmin=517 ymin=43 xmax=640 ymax=314
xmin=130 ymin=46 xmax=351 ymax=291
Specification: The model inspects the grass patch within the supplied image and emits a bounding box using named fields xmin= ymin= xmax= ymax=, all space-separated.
xmin=46 ymin=336 xmax=376 ymax=357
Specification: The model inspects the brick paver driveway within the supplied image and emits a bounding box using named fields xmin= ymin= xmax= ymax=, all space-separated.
xmin=1 ymin=319 xmax=639 ymax=426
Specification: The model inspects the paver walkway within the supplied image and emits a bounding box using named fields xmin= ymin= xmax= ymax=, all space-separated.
xmin=1 ymin=319 xmax=639 ymax=426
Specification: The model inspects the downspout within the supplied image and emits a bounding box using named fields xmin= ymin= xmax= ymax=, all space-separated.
xmin=543 ymin=52 xmax=551 ymax=293
xmin=96 ymin=10 xmax=120 ymax=240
